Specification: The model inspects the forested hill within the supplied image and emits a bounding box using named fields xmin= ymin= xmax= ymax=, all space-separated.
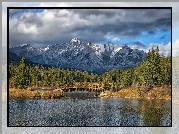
xmin=9 ymin=52 xmax=54 ymax=68
xmin=9 ymin=47 xmax=171 ymax=90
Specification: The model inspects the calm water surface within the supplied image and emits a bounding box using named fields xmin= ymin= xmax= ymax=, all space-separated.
xmin=9 ymin=95 xmax=171 ymax=126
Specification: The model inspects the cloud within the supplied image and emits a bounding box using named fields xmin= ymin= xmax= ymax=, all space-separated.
xmin=3 ymin=2 xmax=179 ymax=51
xmin=35 ymin=2 xmax=178 ymax=28
xmin=147 ymin=42 xmax=171 ymax=57
xmin=147 ymin=30 xmax=156 ymax=35
xmin=112 ymin=37 xmax=121 ymax=43
xmin=119 ymin=41 xmax=146 ymax=50
xmin=120 ymin=43 xmax=130 ymax=46
xmin=7 ymin=8 xmax=171 ymax=48
xmin=125 ymin=41 xmax=146 ymax=50
xmin=160 ymin=34 xmax=168 ymax=39
xmin=132 ymin=41 xmax=146 ymax=48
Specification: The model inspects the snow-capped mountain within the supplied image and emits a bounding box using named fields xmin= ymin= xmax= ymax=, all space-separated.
xmin=9 ymin=38 xmax=147 ymax=73
xmin=109 ymin=45 xmax=147 ymax=70
xmin=31 ymin=38 xmax=104 ymax=72
xmin=69 ymin=38 xmax=82 ymax=44
xmin=9 ymin=44 xmax=42 ymax=59
xmin=39 ymin=45 xmax=50 ymax=52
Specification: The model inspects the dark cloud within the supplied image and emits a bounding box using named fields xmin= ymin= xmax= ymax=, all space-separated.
xmin=160 ymin=34 xmax=168 ymax=39
xmin=120 ymin=43 xmax=130 ymax=46
xmin=9 ymin=8 xmax=171 ymax=48
xmin=132 ymin=41 xmax=146 ymax=48
xmin=22 ymin=15 xmax=44 ymax=27
xmin=147 ymin=30 xmax=156 ymax=35
xmin=72 ymin=9 xmax=118 ymax=19
xmin=155 ymin=18 xmax=171 ymax=31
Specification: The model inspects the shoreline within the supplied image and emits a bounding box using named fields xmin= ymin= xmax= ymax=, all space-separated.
xmin=8 ymin=86 xmax=171 ymax=101
xmin=9 ymin=88 xmax=65 ymax=99
xmin=99 ymin=87 xmax=171 ymax=101
xmin=99 ymin=93 xmax=171 ymax=101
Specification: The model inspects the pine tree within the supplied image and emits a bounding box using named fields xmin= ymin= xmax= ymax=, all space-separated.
xmin=14 ymin=57 xmax=30 ymax=89
xmin=83 ymin=71 xmax=89 ymax=82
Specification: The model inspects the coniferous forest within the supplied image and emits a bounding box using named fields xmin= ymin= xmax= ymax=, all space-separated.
xmin=9 ymin=47 xmax=171 ymax=96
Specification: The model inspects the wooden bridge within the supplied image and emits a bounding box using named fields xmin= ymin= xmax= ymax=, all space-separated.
xmin=59 ymin=82 xmax=114 ymax=93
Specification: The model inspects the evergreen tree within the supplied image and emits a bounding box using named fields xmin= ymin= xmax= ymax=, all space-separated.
xmin=14 ymin=57 xmax=30 ymax=89
xmin=8 ymin=46 xmax=171 ymax=92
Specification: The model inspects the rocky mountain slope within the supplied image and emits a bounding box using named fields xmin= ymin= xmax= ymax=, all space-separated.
xmin=9 ymin=38 xmax=147 ymax=73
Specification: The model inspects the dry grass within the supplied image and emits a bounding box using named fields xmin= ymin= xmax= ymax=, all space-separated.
xmin=99 ymin=86 xmax=171 ymax=100
xmin=9 ymin=88 xmax=65 ymax=99
xmin=117 ymin=88 xmax=139 ymax=98
xmin=99 ymin=87 xmax=139 ymax=98
xmin=145 ymin=86 xmax=171 ymax=100
xmin=9 ymin=85 xmax=171 ymax=100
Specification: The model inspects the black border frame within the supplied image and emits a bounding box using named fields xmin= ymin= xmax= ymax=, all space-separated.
xmin=7 ymin=6 xmax=172 ymax=127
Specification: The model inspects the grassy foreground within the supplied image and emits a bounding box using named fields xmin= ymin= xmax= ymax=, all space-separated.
xmin=9 ymin=88 xmax=65 ymax=99
xmin=99 ymin=86 xmax=171 ymax=100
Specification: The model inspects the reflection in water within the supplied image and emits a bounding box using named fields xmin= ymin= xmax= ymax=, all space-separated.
xmin=9 ymin=99 xmax=27 ymax=126
xmin=17 ymin=100 xmax=26 ymax=126
xmin=64 ymin=91 xmax=97 ymax=99
xmin=9 ymin=97 xmax=171 ymax=126
xmin=136 ymin=99 xmax=171 ymax=126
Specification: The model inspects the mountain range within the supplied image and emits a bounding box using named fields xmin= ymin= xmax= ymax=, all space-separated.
xmin=9 ymin=38 xmax=147 ymax=73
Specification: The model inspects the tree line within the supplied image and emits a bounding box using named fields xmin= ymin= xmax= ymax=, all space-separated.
xmin=9 ymin=47 xmax=171 ymax=91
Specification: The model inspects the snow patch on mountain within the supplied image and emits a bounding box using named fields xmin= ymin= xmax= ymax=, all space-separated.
xmin=39 ymin=45 xmax=50 ymax=53
xmin=70 ymin=38 xmax=82 ymax=44
xmin=10 ymin=38 xmax=147 ymax=73
xmin=10 ymin=44 xmax=41 ymax=59
xmin=114 ymin=47 xmax=122 ymax=53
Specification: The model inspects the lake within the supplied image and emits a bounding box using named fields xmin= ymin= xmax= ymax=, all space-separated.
xmin=9 ymin=95 xmax=171 ymax=126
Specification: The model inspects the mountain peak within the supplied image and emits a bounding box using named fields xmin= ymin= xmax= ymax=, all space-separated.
xmin=39 ymin=45 xmax=50 ymax=52
xmin=69 ymin=38 xmax=82 ymax=44
xmin=10 ymin=39 xmax=147 ymax=73
xmin=122 ymin=45 xmax=130 ymax=49
xmin=18 ymin=44 xmax=31 ymax=47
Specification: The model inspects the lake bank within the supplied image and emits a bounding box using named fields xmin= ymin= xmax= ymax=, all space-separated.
xmin=99 ymin=86 xmax=171 ymax=100
xmin=9 ymin=88 xmax=65 ymax=99
xmin=9 ymin=85 xmax=171 ymax=100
